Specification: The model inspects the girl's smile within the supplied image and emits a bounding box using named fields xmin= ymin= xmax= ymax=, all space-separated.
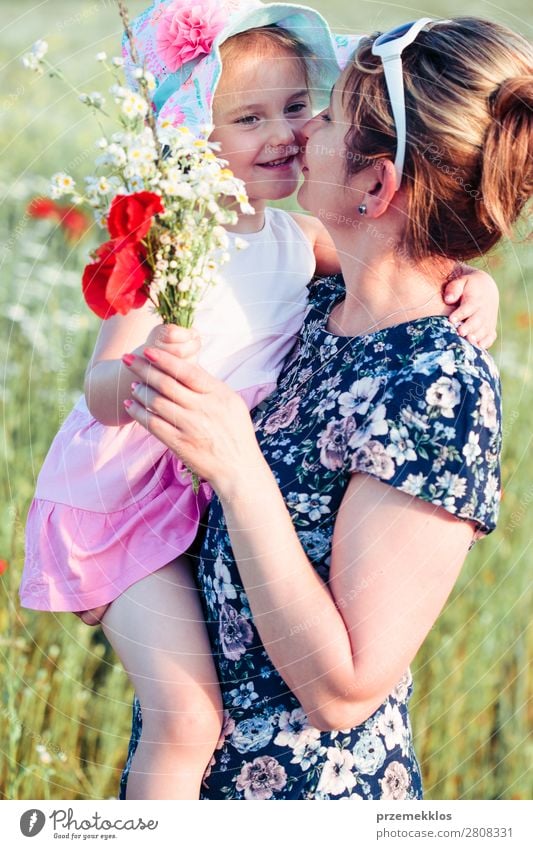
xmin=210 ymin=48 xmax=312 ymax=208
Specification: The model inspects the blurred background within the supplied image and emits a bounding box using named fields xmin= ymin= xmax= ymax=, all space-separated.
xmin=0 ymin=0 xmax=531 ymax=800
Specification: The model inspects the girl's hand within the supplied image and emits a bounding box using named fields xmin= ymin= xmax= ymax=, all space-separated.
xmin=443 ymin=266 xmax=499 ymax=348
xmin=122 ymin=342 xmax=263 ymax=497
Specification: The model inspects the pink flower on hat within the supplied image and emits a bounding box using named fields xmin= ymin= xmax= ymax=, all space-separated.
xmin=156 ymin=0 xmax=227 ymax=72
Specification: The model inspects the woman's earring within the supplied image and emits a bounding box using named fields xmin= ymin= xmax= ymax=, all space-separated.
xmin=358 ymin=203 xmax=367 ymax=215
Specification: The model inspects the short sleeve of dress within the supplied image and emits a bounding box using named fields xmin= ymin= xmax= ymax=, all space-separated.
xmin=342 ymin=335 xmax=502 ymax=535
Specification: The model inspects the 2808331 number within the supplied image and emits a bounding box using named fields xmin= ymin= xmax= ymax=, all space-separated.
xmin=463 ymin=828 xmax=513 ymax=838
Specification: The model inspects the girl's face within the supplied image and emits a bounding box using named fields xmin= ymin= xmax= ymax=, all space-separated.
xmin=210 ymin=48 xmax=312 ymax=203
xmin=297 ymin=80 xmax=357 ymax=221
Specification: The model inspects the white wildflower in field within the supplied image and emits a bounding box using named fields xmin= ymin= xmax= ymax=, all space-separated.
xmin=21 ymin=39 xmax=48 ymax=71
xmin=78 ymin=92 xmax=105 ymax=109
xmin=22 ymin=53 xmax=39 ymax=71
xmin=5 ymin=304 xmax=28 ymax=323
xmin=96 ymin=177 xmax=112 ymax=194
xmin=110 ymin=84 xmax=128 ymax=101
xmin=144 ymin=70 xmax=156 ymax=91
xmin=96 ymin=142 xmax=127 ymax=168
xmin=121 ymin=92 xmax=148 ymax=118
xmin=160 ymin=170 xmax=193 ymax=198
xmin=238 ymin=196 xmax=255 ymax=215
xmin=36 ymin=745 xmax=53 ymax=765
xmin=90 ymin=91 xmax=105 ymax=108
xmin=50 ymin=173 xmax=75 ymax=198
xmin=127 ymin=144 xmax=156 ymax=168
xmin=32 ymin=39 xmax=48 ymax=60
xmin=128 ymin=175 xmax=145 ymax=192
xmin=133 ymin=68 xmax=156 ymax=91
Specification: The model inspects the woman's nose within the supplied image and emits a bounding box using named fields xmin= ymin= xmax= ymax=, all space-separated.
xmin=300 ymin=115 xmax=315 ymax=142
xmin=301 ymin=112 xmax=324 ymax=142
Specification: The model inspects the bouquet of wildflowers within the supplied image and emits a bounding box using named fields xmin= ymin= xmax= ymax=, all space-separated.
xmin=22 ymin=2 xmax=252 ymax=328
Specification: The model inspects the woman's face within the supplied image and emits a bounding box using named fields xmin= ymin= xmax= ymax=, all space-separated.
xmin=297 ymin=79 xmax=360 ymax=222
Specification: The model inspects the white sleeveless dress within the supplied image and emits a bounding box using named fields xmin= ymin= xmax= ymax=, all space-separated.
xmin=20 ymin=208 xmax=315 ymax=611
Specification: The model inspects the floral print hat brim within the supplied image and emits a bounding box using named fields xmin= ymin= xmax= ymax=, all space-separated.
xmin=122 ymin=0 xmax=362 ymax=133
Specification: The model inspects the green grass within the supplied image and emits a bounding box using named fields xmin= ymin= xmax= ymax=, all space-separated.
xmin=1 ymin=0 xmax=532 ymax=800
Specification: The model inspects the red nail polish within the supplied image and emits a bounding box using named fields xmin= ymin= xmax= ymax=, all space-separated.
xmin=144 ymin=348 xmax=158 ymax=363
xmin=122 ymin=353 xmax=135 ymax=366
xmin=123 ymin=399 xmax=133 ymax=409
xmin=131 ymin=382 xmax=140 ymax=392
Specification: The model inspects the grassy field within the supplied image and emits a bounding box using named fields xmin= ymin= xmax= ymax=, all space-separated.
xmin=1 ymin=0 xmax=532 ymax=800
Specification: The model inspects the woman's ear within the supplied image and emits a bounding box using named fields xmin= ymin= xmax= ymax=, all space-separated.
xmin=361 ymin=159 xmax=399 ymax=219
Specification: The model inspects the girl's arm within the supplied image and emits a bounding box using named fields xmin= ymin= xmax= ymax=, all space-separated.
xmin=443 ymin=266 xmax=499 ymax=348
xmin=84 ymin=308 xmax=198 ymax=425
xmin=122 ymin=348 xmax=474 ymax=731
xmin=290 ymin=213 xmax=342 ymax=277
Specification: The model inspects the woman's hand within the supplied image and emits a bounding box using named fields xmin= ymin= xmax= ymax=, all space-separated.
xmin=121 ymin=339 xmax=263 ymax=495
xmin=443 ymin=265 xmax=499 ymax=348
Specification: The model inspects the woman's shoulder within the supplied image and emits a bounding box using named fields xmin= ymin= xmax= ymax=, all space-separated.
xmin=344 ymin=319 xmax=502 ymax=535
xmin=387 ymin=316 xmax=501 ymax=400
xmin=373 ymin=318 xmax=502 ymax=453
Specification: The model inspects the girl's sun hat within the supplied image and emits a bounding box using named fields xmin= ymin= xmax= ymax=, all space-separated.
xmin=123 ymin=0 xmax=362 ymax=133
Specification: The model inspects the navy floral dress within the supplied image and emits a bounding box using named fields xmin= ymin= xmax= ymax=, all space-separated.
xmin=120 ymin=275 xmax=502 ymax=800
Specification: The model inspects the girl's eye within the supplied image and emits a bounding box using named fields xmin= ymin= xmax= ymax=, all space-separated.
xmin=320 ymin=112 xmax=332 ymax=123
xmin=286 ymin=102 xmax=309 ymax=114
xmin=236 ymin=115 xmax=259 ymax=125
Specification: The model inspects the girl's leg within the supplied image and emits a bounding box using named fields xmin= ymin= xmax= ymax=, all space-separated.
xmin=74 ymin=605 xmax=110 ymax=626
xmin=100 ymin=557 xmax=222 ymax=800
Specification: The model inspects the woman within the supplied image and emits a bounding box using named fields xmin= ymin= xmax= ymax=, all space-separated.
xmin=120 ymin=17 xmax=531 ymax=798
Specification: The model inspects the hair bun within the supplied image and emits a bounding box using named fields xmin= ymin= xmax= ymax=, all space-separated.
xmin=480 ymin=75 xmax=533 ymax=237
xmin=490 ymin=76 xmax=533 ymax=120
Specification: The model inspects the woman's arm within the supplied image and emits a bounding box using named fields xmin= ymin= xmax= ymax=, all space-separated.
xmin=208 ymin=466 xmax=474 ymax=731
xmin=123 ymin=347 xmax=475 ymax=730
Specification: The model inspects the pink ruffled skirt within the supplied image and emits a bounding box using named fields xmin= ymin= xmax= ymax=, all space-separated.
xmin=20 ymin=385 xmax=271 ymax=612
xmin=20 ymin=396 xmax=213 ymax=611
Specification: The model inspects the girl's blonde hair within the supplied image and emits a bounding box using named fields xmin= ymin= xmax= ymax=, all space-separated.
xmin=220 ymin=25 xmax=316 ymax=89
xmin=341 ymin=17 xmax=533 ymax=262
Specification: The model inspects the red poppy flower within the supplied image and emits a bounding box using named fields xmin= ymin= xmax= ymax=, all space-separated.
xmin=82 ymin=239 xmax=150 ymax=319
xmin=28 ymin=198 xmax=59 ymax=218
xmin=27 ymin=197 xmax=91 ymax=242
xmin=107 ymin=191 xmax=164 ymax=242
xmin=0 ymin=559 xmax=8 ymax=576
xmin=59 ymin=207 xmax=91 ymax=241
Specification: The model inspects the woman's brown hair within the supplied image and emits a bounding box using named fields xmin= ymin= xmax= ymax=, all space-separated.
xmin=341 ymin=17 xmax=533 ymax=262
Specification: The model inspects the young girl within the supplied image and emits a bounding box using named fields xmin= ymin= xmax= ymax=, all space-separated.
xmin=20 ymin=0 xmax=499 ymax=799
